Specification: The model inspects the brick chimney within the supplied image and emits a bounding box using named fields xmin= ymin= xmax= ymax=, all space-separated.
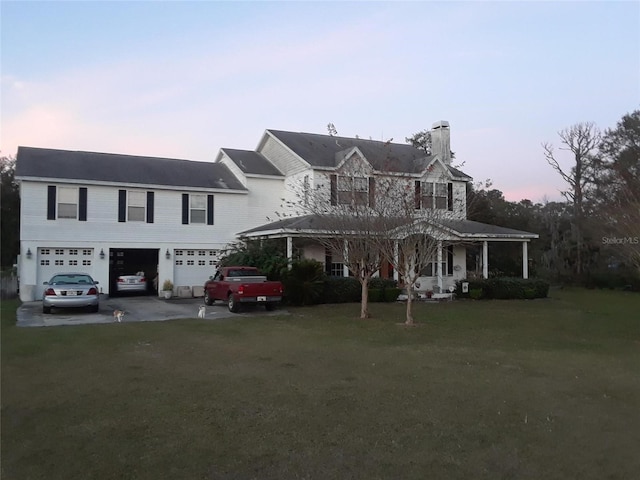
xmin=431 ymin=120 xmax=451 ymax=165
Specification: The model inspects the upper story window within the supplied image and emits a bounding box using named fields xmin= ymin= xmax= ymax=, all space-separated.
xmin=47 ymin=185 xmax=87 ymax=221
xmin=118 ymin=190 xmax=154 ymax=223
xmin=190 ymin=194 xmax=206 ymax=224
xmin=182 ymin=193 xmax=214 ymax=225
xmin=127 ymin=191 xmax=146 ymax=222
xmin=58 ymin=187 xmax=78 ymax=218
xmin=331 ymin=174 xmax=374 ymax=207
xmin=415 ymin=181 xmax=453 ymax=211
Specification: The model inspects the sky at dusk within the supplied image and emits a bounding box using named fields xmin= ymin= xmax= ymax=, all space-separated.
xmin=2 ymin=1 xmax=638 ymax=202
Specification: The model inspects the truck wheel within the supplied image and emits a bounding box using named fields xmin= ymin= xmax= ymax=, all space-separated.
xmin=204 ymin=291 xmax=214 ymax=306
xmin=228 ymin=294 xmax=240 ymax=313
xmin=265 ymin=302 xmax=277 ymax=311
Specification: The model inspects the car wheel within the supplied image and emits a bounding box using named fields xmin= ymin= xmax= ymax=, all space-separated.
xmin=265 ymin=302 xmax=277 ymax=311
xmin=204 ymin=291 xmax=214 ymax=306
xmin=228 ymin=294 xmax=240 ymax=313
xmin=43 ymin=306 xmax=51 ymax=314
xmin=90 ymin=304 xmax=99 ymax=313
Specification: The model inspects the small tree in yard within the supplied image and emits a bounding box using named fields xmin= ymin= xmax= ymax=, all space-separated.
xmin=374 ymin=176 xmax=453 ymax=326
xmin=284 ymin=161 xmax=384 ymax=319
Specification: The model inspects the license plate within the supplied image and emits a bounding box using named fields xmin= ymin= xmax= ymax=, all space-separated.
xmin=67 ymin=290 xmax=77 ymax=296
xmin=257 ymin=296 xmax=266 ymax=302
xmin=128 ymin=279 xmax=136 ymax=283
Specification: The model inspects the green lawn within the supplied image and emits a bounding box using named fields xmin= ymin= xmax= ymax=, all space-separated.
xmin=2 ymin=289 xmax=639 ymax=480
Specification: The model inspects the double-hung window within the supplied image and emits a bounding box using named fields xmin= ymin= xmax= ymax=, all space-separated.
xmin=190 ymin=194 xmax=206 ymax=224
xmin=182 ymin=193 xmax=214 ymax=225
xmin=415 ymin=181 xmax=453 ymax=211
xmin=58 ymin=187 xmax=78 ymax=219
xmin=127 ymin=191 xmax=146 ymax=222
xmin=331 ymin=174 xmax=374 ymax=207
xmin=118 ymin=190 xmax=154 ymax=223
xmin=47 ymin=185 xmax=87 ymax=221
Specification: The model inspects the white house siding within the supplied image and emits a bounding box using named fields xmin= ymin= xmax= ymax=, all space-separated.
xmin=18 ymin=181 xmax=254 ymax=300
xmin=452 ymin=182 xmax=467 ymax=219
xmin=244 ymin=176 xmax=286 ymax=228
xmin=259 ymin=134 xmax=308 ymax=176
xmin=282 ymin=170 xmax=316 ymax=216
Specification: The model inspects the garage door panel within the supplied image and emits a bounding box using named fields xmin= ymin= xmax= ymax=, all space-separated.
xmin=173 ymin=249 xmax=220 ymax=290
xmin=36 ymin=248 xmax=94 ymax=298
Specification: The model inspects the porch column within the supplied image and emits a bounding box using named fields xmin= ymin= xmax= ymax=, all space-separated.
xmin=437 ymin=240 xmax=443 ymax=291
xmin=286 ymin=236 xmax=293 ymax=270
xmin=482 ymin=241 xmax=489 ymax=279
xmin=522 ymin=241 xmax=529 ymax=279
xmin=393 ymin=241 xmax=399 ymax=282
xmin=343 ymin=240 xmax=349 ymax=277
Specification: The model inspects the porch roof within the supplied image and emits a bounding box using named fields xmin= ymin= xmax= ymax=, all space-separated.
xmin=238 ymin=215 xmax=538 ymax=241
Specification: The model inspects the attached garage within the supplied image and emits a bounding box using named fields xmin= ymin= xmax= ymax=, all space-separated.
xmin=35 ymin=247 xmax=95 ymax=298
xmin=173 ymin=249 xmax=220 ymax=292
xmin=109 ymin=248 xmax=160 ymax=296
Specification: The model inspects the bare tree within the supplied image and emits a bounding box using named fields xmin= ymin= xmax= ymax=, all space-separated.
xmin=374 ymin=174 xmax=457 ymax=325
xmin=543 ymin=122 xmax=601 ymax=275
xmin=285 ymin=161 xmax=384 ymax=319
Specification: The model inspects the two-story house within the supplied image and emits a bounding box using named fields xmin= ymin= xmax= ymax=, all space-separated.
xmin=15 ymin=121 xmax=537 ymax=302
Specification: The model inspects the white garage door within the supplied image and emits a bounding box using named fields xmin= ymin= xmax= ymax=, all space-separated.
xmin=36 ymin=247 xmax=95 ymax=298
xmin=173 ymin=249 xmax=220 ymax=290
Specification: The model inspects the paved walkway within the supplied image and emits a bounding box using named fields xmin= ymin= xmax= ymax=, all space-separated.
xmin=16 ymin=295 xmax=285 ymax=327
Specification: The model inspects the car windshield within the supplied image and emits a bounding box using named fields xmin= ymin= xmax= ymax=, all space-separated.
xmin=50 ymin=274 xmax=94 ymax=285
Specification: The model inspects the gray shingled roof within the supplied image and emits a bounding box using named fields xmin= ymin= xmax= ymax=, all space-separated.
xmin=267 ymin=129 xmax=472 ymax=179
xmin=239 ymin=215 xmax=538 ymax=239
xmin=220 ymin=148 xmax=283 ymax=176
xmin=15 ymin=146 xmax=246 ymax=191
xmin=439 ymin=219 xmax=538 ymax=238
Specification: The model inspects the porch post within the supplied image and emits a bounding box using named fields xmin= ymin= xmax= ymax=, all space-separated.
xmin=437 ymin=240 xmax=443 ymax=291
xmin=343 ymin=240 xmax=349 ymax=277
xmin=522 ymin=241 xmax=529 ymax=279
xmin=393 ymin=241 xmax=399 ymax=282
xmin=482 ymin=241 xmax=489 ymax=279
xmin=286 ymin=236 xmax=293 ymax=270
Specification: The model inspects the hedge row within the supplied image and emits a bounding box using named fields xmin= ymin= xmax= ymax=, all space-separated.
xmin=455 ymin=277 xmax=550 ymax=300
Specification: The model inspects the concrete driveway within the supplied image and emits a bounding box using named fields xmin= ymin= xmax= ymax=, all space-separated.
xmin=16 ymin=295 xmax=287 ymax=327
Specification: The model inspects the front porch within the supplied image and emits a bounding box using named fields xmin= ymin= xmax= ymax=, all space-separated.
xmin=238 ymin=215 xmax=539 ymax=291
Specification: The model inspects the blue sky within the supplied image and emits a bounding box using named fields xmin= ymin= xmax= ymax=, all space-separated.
xmin=2 ymin=1 xmax=638 ymax=202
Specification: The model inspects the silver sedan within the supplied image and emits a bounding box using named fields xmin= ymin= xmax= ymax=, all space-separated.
xmin=42 ymin=272 xmax=100 ymax=314
xmin=116 ymin=273 xmax=148 ymax=293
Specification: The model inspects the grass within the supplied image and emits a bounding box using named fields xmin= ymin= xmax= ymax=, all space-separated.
xmin=2 ymin=288 xmax=639 ymax=480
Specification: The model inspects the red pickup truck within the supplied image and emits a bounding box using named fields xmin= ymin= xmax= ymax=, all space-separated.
xmin=203 ymin=266 xmax=284 ymax=313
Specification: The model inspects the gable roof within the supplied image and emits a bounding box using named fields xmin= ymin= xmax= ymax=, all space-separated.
xmin=220 ymin=148 xmax=283 ymax=176
xmin=266 ymin=129 xmax=472 ymax=180
xmin=15 ymin=146 xmax=246 ymax=191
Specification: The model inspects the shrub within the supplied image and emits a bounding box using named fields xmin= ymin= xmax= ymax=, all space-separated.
xmin=368 ymin=288 xmax=383 ymax=302
xmin=281 ymin=259 xmax=326 ymax=306
xmin=456 ymin=278 xmax=549 ymax=300
xmin=383 ymin=288 xmax=402 ymax=302
xmin=469 ymin=288 xmax=483 ymax=300
xmin=161 ymin=279 xmax=173 ymax=291
xmin=321 ymin=277 xmax=361 ymax=304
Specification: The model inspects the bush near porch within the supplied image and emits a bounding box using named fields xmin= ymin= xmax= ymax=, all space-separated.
xmin=456 ymin=278 xmax=550 ymax=300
